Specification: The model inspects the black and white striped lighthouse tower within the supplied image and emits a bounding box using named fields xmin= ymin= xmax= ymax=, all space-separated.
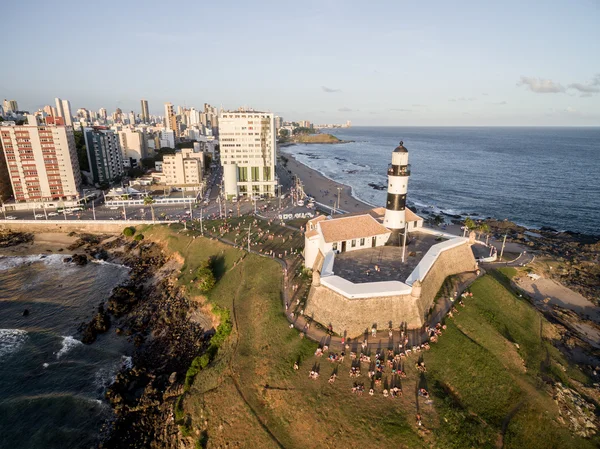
xmin=383 ymin=141 xmax=411 ymax=244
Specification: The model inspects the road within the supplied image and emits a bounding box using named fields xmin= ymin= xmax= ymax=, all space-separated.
xmin=0 ymin=164 xmax=317 ymax=224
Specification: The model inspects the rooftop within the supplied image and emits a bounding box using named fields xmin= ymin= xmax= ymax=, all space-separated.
xmin=318 ymin=214 xmax=390 ymax=244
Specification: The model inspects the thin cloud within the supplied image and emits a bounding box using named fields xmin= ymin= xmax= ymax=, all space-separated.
xmin=322 ymin=86 xmax=341 ymax=93
xmin=389 ymin=108 xmax=412 ymax=112
xmin=448 ymin=97 xmax=476 ymax=102
xmin=492 ymin=101 xmax=508 ymax=105
xmin=517 ymin=76 xmax=565 ymax=93
xmin=568 ymin=74 xmax=600 ymax=95
xmin=338 ymin=107 xmax=353 ymax=112
xmin=411 ymin=104 xmax=427 ymax=107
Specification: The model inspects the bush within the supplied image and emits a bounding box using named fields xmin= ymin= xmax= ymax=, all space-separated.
xmin=195 ymin=260 xmax=216 ymax=292
xmin=134 ymin=234 xmax=144 ymax=241
xmin=123 ymin=227 xmax=135 ymax=237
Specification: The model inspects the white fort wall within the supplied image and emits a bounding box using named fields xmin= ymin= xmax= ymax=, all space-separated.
xmin=305 ymin=236 xmax=478 ymax=337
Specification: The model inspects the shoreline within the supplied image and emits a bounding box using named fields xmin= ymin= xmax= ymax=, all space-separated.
xmin=0 ymin=232 xmax=79 ymax=256
xmin=280 ymin=148 xmax=376 ymax=214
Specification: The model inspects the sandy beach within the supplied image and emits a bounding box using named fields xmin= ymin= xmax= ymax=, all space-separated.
xmin=280 ymin=149 xmax=375 ymax=214
xmin=0 ymin=232 xmax=78 ymax=256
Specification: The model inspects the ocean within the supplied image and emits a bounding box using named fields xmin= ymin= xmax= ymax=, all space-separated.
xmin=0 ymin=255 xmax=131 ymax=449
xmin=283 ymin=127 xmax=600 ymax=235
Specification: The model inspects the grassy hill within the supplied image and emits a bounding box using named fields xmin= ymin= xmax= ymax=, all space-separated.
xmin=293 ymin=133 xmax=341 ymax=143
xmin=140 ymin=225 xmax=598 ymax=448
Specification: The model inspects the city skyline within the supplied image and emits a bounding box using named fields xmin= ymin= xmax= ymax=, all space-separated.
xmin=2 ymin=0 xmax=599 ymax=126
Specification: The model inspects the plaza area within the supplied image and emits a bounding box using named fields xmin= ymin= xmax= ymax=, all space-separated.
xmin=333 ymin=232 xmax=445 ymax=283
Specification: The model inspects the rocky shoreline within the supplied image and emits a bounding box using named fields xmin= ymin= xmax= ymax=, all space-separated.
xmin=60 ymin=233 xmax=212 ymax=449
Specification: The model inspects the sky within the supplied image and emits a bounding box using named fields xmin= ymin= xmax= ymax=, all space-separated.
xmin=2 ymin=0 xmax=599 ymax=126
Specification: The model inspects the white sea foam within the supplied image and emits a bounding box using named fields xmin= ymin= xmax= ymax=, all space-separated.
xmin=121 ymin=355 xmax=133 ymax=370
xmin=56 ymin=336 xmax=83 ymax=359
xmin=0 ymin=329 xmax=28 ymax=360
xmin=0 ymin=254 xmax=72 ymax=272
xmin=94 ymin=355 xmax=133 ymax=392
xmin=91 ymin=259 xmax=131 ymax=270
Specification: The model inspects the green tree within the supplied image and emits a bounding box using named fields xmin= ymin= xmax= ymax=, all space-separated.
xmin=278 ymin=129 xmax=290 ymax=140
xmin=464 ymin=217 xmax=476 ymax=230
xmin=292 ymin=127 xmax=315 ymax=135
xmin=143 ymin=196 xmax=156 ymax=222
xmin=73 ymin=129 xmax=90 ymax=171
xmin=134 ymin=234 xmax=144 ymax=241
xmin=476 ymin=222 xmax=491 ymax=240
xmin=195 ymin=260 xmax=216 ymax=292
xmin=123 ymin=227 xmax=135 ymax=237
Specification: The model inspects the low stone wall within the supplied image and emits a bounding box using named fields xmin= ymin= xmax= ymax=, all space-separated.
xmin=304 ymin=241 xmax=478 ymax=337
xmin=416 ymin=242 xmax=478 ymax=314
xmin=0 ymin=220 xmax=174 ymax=234
xmin=305 ymin=286 xmax=421 ymax=337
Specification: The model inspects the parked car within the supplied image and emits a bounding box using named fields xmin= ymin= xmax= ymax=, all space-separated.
xmin=6 ymin=216 xmax=17 ymax=220
xmin=48 ymin=212 xmax=59 ymax=217
xmin=34 ymin=214 xmax=45 ymax=218
xmin=109 ymin=206 xmax=118 ymax=210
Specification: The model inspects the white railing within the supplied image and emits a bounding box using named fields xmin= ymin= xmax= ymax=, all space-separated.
xmin=0 ymin=219 xmax=177 ymax=225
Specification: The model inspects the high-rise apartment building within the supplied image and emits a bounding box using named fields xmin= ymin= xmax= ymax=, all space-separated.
xmin=84 ymin=127 xmax=124 ymax=184
xmin=118 ymin=128 xmax=148 ymax=167
xmin=219 ymin=111 xmax=277 ymax=197
xmin=164 ymin=103 xmax=177 ymax=136
xmin=98 ymin=108 xmax=107 ymax=121
xmin=140 ymin=100 xmax=149 ymax=123
xmin=3 ymin=99 xmax=18 ymax=113
xmin=43 ymin=105 xmax=55 ymax=117
xmin=162 ymin=148 xmax=203 ymax=189
xmin=0 ymin=118 xmax=81 ymax=202
xmin=54 ymin=98 xmax=73 ymax=126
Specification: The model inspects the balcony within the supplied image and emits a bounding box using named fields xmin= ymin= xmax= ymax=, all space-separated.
xmin=387 ymin=164 xmax=411 ymax=176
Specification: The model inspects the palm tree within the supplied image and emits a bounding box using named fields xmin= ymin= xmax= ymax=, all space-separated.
xmin=476 ymin=222 xmax=491 ymax=243
xmin=143 ymin=196 xmax=155 ymax=222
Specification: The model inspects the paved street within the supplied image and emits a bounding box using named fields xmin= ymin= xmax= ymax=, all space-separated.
xmin=0 ymin=165 xmax=319 ymax=224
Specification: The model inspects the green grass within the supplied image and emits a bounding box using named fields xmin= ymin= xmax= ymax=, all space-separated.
xmin=424 ymin=271 xmax=597 ymax=449
xmin=140 ymin=226 xmax=597 ymax=448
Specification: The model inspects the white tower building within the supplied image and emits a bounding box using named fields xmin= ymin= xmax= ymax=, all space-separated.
xmin=383 ymin=141 xmax=411 ymax=238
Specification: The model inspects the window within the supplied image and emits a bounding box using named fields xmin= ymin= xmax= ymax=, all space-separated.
xmin=238 ymin=166 xmax=248 ymax=181
xmin=263 ymin=166 xmax=271 ymax=181
xmin=360 ymin=238 xmax=365 ymax=246
xmin=351 ymin=239 xmax=356 ymax=248
xmin=251 ymin=166 xmax=260 ymax=182
xmin=332 ymin=242 xmax=338 ymax=251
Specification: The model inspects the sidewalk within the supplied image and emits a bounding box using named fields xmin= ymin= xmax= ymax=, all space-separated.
xmin=200 ymin=225 xmax=483 ymax=353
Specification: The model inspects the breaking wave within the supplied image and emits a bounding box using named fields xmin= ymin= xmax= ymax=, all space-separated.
xmin=0 ymin=254 xmax=71 ymax=272
xmin=56 ymin=336 xmax=83 ymax=359
xmin=0 ymin=329 xmax=28 ymax=360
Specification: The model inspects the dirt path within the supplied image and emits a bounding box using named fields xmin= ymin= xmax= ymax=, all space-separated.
xmin=516 ymin=276 xmax=600 ymax=324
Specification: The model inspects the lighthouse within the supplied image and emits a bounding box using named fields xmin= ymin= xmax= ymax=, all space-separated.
xmin=383 ymin=141 xmax=411 ymax=243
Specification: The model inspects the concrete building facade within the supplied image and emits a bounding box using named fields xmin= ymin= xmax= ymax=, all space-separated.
xmin=3 ymin=99 xmax=18 ymax=113
xmin=0 ymin=120 xmax=81 ymax=202
xmin=118 ymin=128 xmax=148 ymax=168
xmin=84 ymin=127 xmax=124 ymax=185
xmin=141 ymin=100 xmax=149 ymax=123
xmin=162 ymin=148 xmax=203 ymax=189
xmin=54 ymin=98 xmax=73 ymax=126
xmin=219 ymin=111 xmax=277 ymax=197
